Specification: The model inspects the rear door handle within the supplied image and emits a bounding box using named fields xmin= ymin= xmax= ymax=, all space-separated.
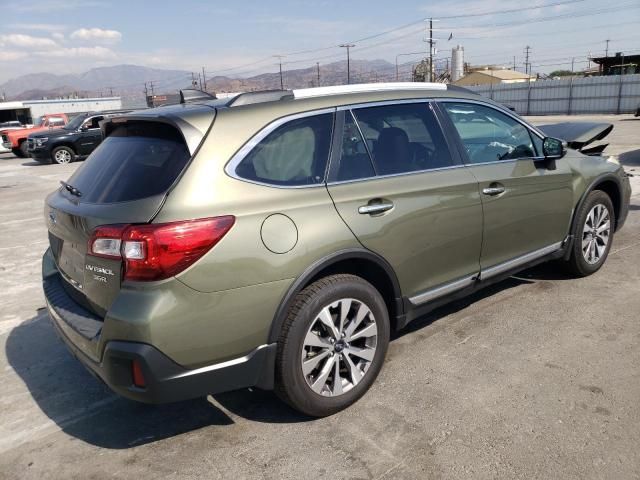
xmin=482 ymin=185 xmax=505 ymax=196
xmin=358 ymin=202 xmax=394 ymax=215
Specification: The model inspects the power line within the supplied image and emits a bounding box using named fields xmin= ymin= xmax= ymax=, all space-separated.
xmin=203 ymin=0 xmax=591 ymax=76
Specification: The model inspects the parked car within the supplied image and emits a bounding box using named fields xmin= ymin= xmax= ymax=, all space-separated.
xmin=1 ymin=114 xmax=69 ymax=157
xmin=28 ymin=111 xmax=128 ymax=164
xmin=42 ymin=83 xmax=631 ymax=417
xmin=0 ymin=121 xmax=25 ymax=154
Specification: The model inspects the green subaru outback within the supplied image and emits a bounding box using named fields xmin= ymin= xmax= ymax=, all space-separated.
xmin=42 ymin=83 xmax=630 ymax=416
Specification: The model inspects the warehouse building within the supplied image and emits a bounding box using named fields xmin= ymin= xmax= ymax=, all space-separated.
xmin=454 ymin=68 xmax=535 ymax=86
xmin=0 ymin=97 xmax=122 ymax=124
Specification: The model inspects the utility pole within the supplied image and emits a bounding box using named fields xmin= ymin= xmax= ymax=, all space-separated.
xmin=339 ymin=44 xmax=355 ymax=84
xmin=513 ymin=56 xmax=516 ymax=71
xmin=149 ymin=81 xmax=155 ymax=96
xmin=571 ymin=57 xmax=575 ymax=73
xmin=605 ymin=39 xmax=610 ymax=58
xmin=143 ymin=82 xmax=148 ymax=97
xmin=202 ymin=67 xmax=207 ymax=91
xmin=524 ymin=45 xmax=531 ymax=75
xmin=316 ymin=62 xmax=320 ymax=87
xmin=191 ymin=72 xmax=197 ymax=87
xmin=428 ymin=18 xmax=434 ymax=82
xmin=274 ymin=55 xmax=285 ymax=89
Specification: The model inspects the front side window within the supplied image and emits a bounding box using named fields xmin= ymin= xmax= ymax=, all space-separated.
xmin=84 ymin=116 xmax=104 ymax=129
xmin=235 ymin=113 xmax=333 ymax=186
xmin=351 ymin=103 xmax=454 ymax=176
xmin=442 ymin=102 xmax=536 ymax=164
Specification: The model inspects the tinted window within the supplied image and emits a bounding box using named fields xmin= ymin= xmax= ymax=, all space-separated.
xmin=67 ymin=122 xmax=190 ymax=203
xmin=351 ymin=103 xmax=454 ymax=176
xmin=235 ymin=113 xmax=333 ymax=186
xmin=336 ymin=111 xmax=376 ymax=181
xmin=86 ymin=116 xmax=103 ymax=129
xmin=442 ymin=103 xmax=536 ymax=164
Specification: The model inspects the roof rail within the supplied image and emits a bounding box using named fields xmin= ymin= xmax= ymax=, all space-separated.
xmin=228 ymin=90 xmax=294 ymax=107
xmin=180 ymin=89 xmax=217 ymax=104
xmin=292 ymin=82 xmax=447 ymax=99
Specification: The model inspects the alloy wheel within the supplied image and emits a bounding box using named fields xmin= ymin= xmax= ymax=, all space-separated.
xmin=301 ymin=298 xmax=378 ymax=397
xmin=55 ymin=150 xmax=72 ymax=164
xmin=582 ymin=203 xmax=610 ymax=265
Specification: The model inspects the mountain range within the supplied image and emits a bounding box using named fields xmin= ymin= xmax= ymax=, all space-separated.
xmin=1 ymin=60 xmax=399 ymax=108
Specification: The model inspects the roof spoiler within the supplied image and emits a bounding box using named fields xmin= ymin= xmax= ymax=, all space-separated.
xmin=179 ymin=89 xmax=217 ymax=104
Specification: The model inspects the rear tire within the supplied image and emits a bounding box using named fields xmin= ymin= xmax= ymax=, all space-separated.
xmin=564 ymin=190 xmax=615 ymax=277
xmin=275 ymin=274 xmax=390 ymax=417
xmin=51 ymin=146 xmax=75 ymax=165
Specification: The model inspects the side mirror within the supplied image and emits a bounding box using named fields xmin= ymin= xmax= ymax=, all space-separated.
xmin=542 ymin=137 xmax=566 ymax=159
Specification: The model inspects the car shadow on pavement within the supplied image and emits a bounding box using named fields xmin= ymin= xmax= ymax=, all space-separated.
xmin=6 ymin=310 xmax=310 ymax=450
xmin=5 ymin=268 xmax=574 ymax=449
xmin=619 ymin=149 xmax=640 ymax=167
xmin=21 ymin=160 xmax=45 ymax=167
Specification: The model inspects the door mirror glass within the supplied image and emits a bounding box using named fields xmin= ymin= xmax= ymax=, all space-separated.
xmin=542 ymin=137 xmax=566 ymax=159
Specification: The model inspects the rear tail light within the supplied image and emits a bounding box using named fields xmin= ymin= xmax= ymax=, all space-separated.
xmin=88 ymin=216 xmax=235 ymax=281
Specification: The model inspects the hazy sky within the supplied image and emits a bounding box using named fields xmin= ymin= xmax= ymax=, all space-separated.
xmin=0 ymin=0 xmax=638 ymax=84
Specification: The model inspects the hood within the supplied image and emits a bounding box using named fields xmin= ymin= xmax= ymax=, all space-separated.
xmin=29 ymin=127 xmax=70 ymax=139
xmin=537 ymin=122 xmax=613 ymax=154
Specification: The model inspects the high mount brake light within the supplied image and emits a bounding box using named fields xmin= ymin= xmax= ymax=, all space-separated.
xmin=88 ymin=216 xmax=235 ymax=281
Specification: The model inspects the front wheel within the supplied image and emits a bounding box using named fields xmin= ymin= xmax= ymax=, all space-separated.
xmin=275 ymin=274 xmax=390 ymax=417
xmin=51 ymin=146 xmax=75 ymax=165
xmin=565 ymin=190 xmax=615 ymax=277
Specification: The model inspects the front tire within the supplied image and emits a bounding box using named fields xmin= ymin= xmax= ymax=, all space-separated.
xmin=12 ymin=145 xmax=27 ymax=158
xmin=275 ymin=274 xmax=390 ymax=417
xmin=51 ymin=146 xmax=75 ymax=165
xmin=565 ymin=190 xmax=615 ymax=277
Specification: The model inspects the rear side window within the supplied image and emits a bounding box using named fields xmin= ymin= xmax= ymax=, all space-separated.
xmin=351 ymin=103 xmax=454 ymax=176
xmin=336 ymin=111 xmax=376 ymax=181
xmin=67 ymin=122 xmax=190 ymax=203
xmin=235 ymin=113 xmax=333 ymax=186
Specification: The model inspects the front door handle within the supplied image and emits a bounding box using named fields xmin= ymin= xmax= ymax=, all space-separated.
xmin=482 ymin=185 xmax=505 ymax=196
xmin=358 ymin=202 xmax=394 ymax=215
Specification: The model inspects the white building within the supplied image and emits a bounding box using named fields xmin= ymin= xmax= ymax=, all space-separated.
xmin=0 ymin=97 xmax=123 ymax=124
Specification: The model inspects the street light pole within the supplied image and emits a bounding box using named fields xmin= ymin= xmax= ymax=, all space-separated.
xmin=339 ymin=44 xmax=355 ymax=84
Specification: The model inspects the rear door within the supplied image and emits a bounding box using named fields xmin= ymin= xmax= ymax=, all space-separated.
xmin=438 ymin=101 xmax=573 ymax=277
xmin=326 ymin=101 xmax=483 ymax=304
xmin=46 ymin=121 xmax=197 ymax=316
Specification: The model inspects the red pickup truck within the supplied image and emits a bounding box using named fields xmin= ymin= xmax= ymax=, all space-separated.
xmin=1 ymin=113 xmax=69 ymax=157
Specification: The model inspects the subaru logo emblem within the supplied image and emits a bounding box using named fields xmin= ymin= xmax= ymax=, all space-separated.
xmin=48 ymin=211 xmax=56 ymax=224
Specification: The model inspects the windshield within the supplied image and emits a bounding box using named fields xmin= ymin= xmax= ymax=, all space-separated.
xmin=64 ymin=115 xmax=87 ymax=131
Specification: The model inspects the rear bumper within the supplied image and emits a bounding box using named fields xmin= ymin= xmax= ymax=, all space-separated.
xmin=43 ymin=261 xmax=277 ymax=404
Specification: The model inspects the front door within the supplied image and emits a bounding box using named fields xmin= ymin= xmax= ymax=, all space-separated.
xmin=438 ymin=101 xmax=573 ymax=277
xmin=77 ymin=116 xmax=104 ymax=155
xmin=327 ymin=101 xmax=483 ymax=304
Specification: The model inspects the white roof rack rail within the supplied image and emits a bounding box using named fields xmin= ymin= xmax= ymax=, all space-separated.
xmin=293 ymin=82 xmax=446 ymax=99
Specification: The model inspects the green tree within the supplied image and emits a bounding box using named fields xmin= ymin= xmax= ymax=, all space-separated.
xmin=549 ymin=70 xmax=574 ymax=77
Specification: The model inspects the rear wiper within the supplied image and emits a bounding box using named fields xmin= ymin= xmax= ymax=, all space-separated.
xmin=60 ymin=180 xmax=82 ymax=197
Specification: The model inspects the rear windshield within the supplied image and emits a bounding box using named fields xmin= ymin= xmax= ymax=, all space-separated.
xmin=66 ymin=121 xmax=190 ymax=203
